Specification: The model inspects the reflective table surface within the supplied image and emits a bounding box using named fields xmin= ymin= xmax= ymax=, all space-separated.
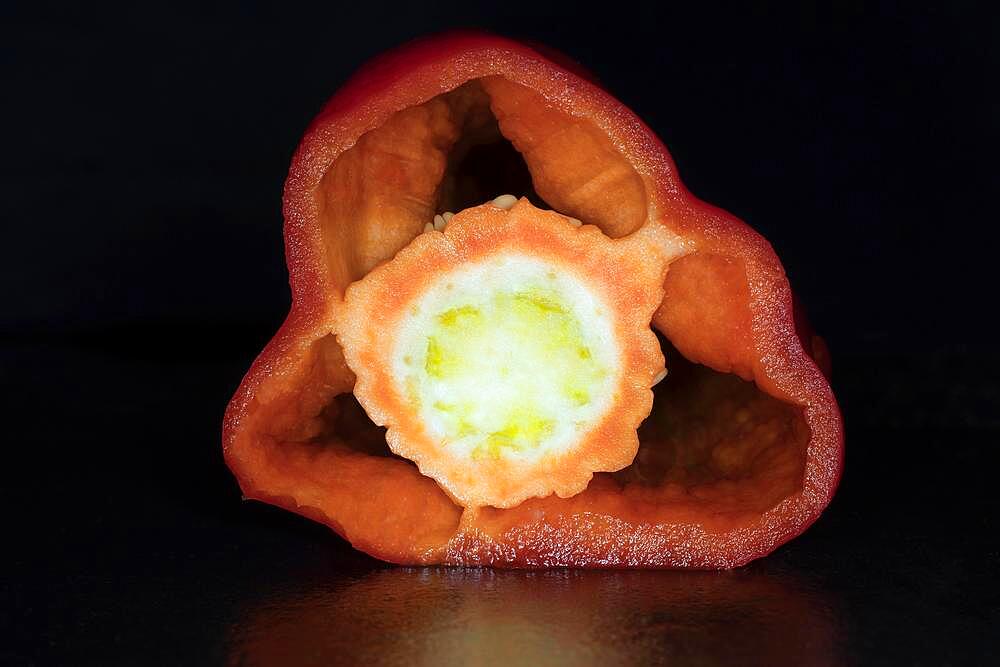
xmin=6 ymin=334 xmax=998 ymax=665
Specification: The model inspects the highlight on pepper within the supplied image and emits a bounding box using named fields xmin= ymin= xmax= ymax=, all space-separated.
xmin=223 ymin=32 xmax=844 ymax=569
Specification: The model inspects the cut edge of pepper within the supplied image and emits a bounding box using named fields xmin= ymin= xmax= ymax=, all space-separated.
xmin=223 ymin=31 xmax=843 ymax=568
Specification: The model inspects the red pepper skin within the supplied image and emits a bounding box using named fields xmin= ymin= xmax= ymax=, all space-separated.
xmin=223 ymin=32 xmax=843 ymax=568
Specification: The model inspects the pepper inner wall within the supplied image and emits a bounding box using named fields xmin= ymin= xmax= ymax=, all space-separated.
xmin=298 ymin=76 xmax=809 ymax=534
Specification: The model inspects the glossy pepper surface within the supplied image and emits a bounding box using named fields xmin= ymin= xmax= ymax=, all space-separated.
xmin=223 ymin=32 xmax=843 ymax=568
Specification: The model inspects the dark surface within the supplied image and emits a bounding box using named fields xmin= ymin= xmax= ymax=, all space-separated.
xmin=4 ymin=2 xmax=999 ymax=665
xmin=7 ymin=336 xmax=999 ymax=665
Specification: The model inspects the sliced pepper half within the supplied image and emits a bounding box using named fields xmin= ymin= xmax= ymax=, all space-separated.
xmin=223 ymin=31 xmax=843 ymax=568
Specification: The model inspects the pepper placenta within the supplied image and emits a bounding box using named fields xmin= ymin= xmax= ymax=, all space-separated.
xmin=223 ymin=32 xmax=843 ymax=568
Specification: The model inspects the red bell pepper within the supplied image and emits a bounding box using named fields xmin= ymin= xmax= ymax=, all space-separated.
xmin=223 ymin=31 xmax=843 ymax=568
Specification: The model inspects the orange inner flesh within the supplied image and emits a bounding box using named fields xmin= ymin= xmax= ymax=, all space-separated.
xmin=337 ymin=201 xmax=668 ymax=510
xmin=250 ymin=77 xmax=810 ymax=557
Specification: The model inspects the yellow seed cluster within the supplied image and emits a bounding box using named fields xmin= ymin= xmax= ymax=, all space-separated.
xmin=409 ymin=285 xmax=608 ymax=458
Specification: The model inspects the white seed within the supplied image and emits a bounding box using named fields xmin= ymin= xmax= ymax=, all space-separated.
xmin=423 ymin=222 xmax=435 ymax=233
xmin=566 ymin=216 xmax=583 ymax=227
xmin=492 ymin=194 xmax=517 ymax=209
xmin=433 ymin=214 xmax=446 ymax=231
xmin=442 ymin=211 xmax=454 ymax=222
xmin=652 ymin=369 xmax=668 ymax=385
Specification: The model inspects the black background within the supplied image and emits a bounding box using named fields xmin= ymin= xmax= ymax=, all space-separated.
xmin=4 ymin=2 xmax=998 ymax=665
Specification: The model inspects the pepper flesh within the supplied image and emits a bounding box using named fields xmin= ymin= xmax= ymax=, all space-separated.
xmin=337 ymin=199 xmax=672 ymax=509
xmin=223 ymin=32 xmax=843 ymax=568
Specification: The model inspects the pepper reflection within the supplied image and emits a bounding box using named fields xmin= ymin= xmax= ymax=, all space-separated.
xmin=227 ymin=567 xmax=842 ymax=666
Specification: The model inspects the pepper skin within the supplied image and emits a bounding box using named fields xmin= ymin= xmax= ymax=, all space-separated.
xmin=223 ymin=32 xmax=843 ymax=568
